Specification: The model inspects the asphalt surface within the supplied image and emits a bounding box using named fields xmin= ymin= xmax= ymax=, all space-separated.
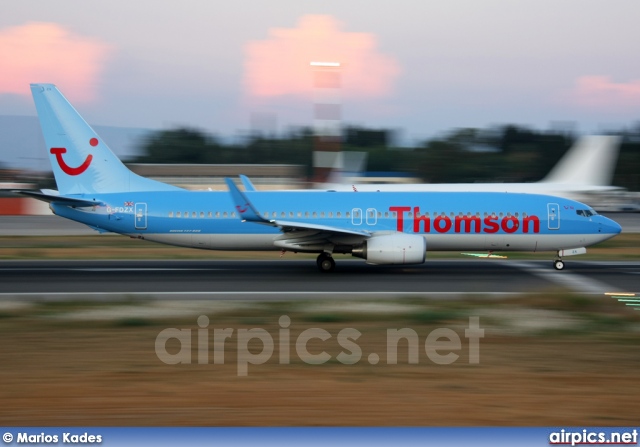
xmin=0 ymin=259 xmax=637 ymax=296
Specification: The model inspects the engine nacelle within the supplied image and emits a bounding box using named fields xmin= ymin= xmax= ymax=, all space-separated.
xmin=352 ymin=233 xmax=427 ymax=265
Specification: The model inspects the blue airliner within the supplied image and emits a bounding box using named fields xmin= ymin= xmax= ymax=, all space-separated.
xmin=23 ymin=84 xmax=621 ymax=272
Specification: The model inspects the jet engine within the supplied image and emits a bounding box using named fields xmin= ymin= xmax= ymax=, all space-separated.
xmin=352 ymin=233 xmax=426 ymax=265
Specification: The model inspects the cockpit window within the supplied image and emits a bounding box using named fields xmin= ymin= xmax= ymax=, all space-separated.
xmin=576 ymin=209 xmax=597 ymax=217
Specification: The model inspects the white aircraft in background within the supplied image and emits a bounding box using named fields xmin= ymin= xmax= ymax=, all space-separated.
xmin=321 ymin=136 xmax=624 ymax=204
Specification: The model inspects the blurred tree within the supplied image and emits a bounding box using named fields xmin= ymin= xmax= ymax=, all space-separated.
xmin=344 ymin=126 xmax=391 ymax=147
xmin=136 ymin=128 xmax=218 ymax=164
xmin=133 ymin=123 xmax=637 ymax=190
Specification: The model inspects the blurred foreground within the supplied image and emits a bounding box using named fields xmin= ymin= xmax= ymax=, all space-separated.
xmin=0 ymin=295 xmax=638 ymax=425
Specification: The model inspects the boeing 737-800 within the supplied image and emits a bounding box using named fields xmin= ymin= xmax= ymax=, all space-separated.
xmin=22 ymin=84 xmax=621 ymax=272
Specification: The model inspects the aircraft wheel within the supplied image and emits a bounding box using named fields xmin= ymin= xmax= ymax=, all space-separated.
xmin=317 ymin=253 xmax=336 ymax=273
xmin=554 ymin=260 xmax=565 ymax=271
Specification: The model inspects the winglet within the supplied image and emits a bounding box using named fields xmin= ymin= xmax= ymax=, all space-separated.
xmin=239 ymin=175 xmax=257 ymax=192
xmin=224 ymin=178 xmax=267 ymax=222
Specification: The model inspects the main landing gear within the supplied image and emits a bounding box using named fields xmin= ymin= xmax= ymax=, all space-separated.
xmin=553 ymin=259 xmax=565 ymax=270
xmin=316 ymin=253 xmax=336 ymax=273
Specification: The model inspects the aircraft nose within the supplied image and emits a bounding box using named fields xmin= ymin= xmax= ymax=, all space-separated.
xmin=600 ymin=216 xmax=622 ymax=235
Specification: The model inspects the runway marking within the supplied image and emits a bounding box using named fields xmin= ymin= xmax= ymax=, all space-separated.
xmin=76 ymin=268 xmax=228 ymax=272
xmin=0 ymin=291 xmax=610 ymax=302
xmin=509 ymin=261 xmax=623 ymax=294
xmin=605 ymin=292 xmax=640 ymax=310
xmin=0 ymin=291 xmax=527 ymax=302
xmin=0 ymin=268 xmax=230 ymax=272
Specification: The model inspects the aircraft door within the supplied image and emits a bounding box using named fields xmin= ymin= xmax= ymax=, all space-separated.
xmin=135 ymin=203 xmax=147 ymax=230
xmin=547 ymin=203 xmax=560 ymax=230
xmin=366 ymin=208 xmax=378 ymax=226
xmin=352 ymin=208 xmax=362 ymax=225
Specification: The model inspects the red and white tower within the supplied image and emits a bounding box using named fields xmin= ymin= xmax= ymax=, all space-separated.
xmin=310 ymin=61 xmax=342 ymax=184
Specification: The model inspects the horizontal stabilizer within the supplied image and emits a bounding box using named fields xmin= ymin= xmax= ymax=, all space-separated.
xmin=16 ymin=190 xmax=104 ymax=207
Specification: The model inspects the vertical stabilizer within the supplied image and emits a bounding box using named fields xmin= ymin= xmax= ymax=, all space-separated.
xmin=542 ymin=136 xmax=620 ymax=186
xmin=31 ymin=84 xmax=180 ymax=195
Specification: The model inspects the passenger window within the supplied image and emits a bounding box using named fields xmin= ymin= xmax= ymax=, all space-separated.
xmin=169 ymin=211 xmax=174 ymax=218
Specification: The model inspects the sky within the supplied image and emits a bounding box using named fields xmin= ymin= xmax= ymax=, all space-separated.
xmin=1 ymin=0 xmax=640 ymax=146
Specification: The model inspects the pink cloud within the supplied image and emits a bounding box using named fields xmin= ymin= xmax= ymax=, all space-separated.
xmin=571 ymin=75 xmax=640 ymax=109
xmin=244 ymin=15 xmax=400 ymax=99
xmin=0 ymin=22 xmax=112 ymax=102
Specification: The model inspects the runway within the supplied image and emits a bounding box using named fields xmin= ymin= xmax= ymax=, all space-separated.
xmin=0 ymin=259 xmax=637 ymax=296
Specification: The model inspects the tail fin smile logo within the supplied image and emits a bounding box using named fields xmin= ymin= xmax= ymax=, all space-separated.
xmin=50 ymin=148 xmax=93 ymax=175
xmin=49 ymin=137 xmax=97 ymax=176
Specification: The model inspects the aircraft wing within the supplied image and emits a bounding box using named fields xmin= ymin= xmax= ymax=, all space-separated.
xmin=269 ymin=219 xmax=371 ymax=237
xmin=16 ymin=189 xmax=105 ymax=207
xmin=224 ymin=177 xmax=371 ymax=241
